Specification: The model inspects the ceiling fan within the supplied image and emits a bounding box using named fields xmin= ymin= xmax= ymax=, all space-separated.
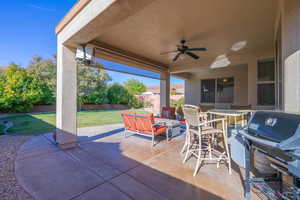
xmin=160 ymin=40 xmax=207 ymax=62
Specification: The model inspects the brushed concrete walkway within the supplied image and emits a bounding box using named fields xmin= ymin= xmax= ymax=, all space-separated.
xmin=15 ymin=124 xmax=250 ymax=200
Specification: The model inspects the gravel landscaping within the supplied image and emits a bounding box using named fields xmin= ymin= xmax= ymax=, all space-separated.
xmin=0 ymin=135 xmax=33 ymax=200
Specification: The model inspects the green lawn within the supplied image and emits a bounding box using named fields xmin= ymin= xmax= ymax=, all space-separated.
xmin=1 ymin=109 xmax=147 ymax=135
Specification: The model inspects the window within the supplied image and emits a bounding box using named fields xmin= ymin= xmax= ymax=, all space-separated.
xmin=257 ymin=84 xmax=275 ymax=105
xmin=201 ymin=79 xmax=215 ymax=103
xmin=258 ymin=60 xmax=275 ymax=81
xmin=257 ymin=59 xmax=275 ymax=105
xmin=201 ymin=77 xmax=234 ymax=103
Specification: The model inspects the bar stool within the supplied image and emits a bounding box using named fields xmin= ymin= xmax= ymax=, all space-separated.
xmin=182 ymin=105 xmax=232 ymax=176
xmin=181 ymin=105 xmax=208 ymax=154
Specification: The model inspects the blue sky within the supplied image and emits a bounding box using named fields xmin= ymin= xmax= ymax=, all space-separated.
xmin=0 ymin=1 xmax=183 ymax=86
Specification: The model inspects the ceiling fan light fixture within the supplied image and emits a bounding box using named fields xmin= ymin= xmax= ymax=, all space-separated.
xmin=179 ymin=54 xmax=185 ymax=60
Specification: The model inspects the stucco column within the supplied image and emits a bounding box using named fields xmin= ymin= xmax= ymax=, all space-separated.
xmin=284 ymin=50 xmax=300 ymax=112
xmin=160 ymin=71 xmax=170 ymax=110
xmin=247 ymin=58 xmax=257 ymax=108
xmin=56 ymin=42 xmax=78 ymax=149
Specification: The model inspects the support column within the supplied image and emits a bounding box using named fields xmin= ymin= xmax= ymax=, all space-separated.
xmin=56 ymin=42 xmax=78 ymax=149
xmin=160 ymin=71 xmax=170 ymax=110
xmin=281 ymin=0 xmax=300 ymax=112
xmin=284 ymin=50 xmax=300 ymax=112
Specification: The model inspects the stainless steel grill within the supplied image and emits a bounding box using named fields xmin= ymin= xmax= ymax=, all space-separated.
xmin=232 ymin=111 xmax=300 ymax=200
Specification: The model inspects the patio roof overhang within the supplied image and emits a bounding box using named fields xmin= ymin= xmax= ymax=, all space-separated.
xmin=55 ymin=0 xmax=281 ymax=149
xmin=56 ymin=0 xmax=278 ymax=76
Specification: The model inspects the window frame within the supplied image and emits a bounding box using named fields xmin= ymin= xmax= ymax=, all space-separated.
xmin=257 ymin=58 xmax=276 ymax=106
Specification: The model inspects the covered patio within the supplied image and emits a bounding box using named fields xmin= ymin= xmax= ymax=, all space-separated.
xmin=54 ymin=0 xmax=299 ymax=149
xmin=42 ymin=0 xmax=300 ymax=199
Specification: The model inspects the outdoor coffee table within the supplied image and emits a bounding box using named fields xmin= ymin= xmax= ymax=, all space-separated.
xmin=154 ymin=118 xmax=182 ymax=140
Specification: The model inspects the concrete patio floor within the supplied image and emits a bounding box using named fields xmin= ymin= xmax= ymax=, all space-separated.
xmin=15 ymin=124 xmax=255 ymax=200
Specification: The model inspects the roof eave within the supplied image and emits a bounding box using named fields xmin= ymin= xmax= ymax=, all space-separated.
xmin=55 ymin=0 xmax=92 ymax=35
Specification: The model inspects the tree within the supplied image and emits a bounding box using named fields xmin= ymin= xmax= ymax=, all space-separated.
xmin=78 ymin=63 xmax=111 ymax=104
xmin=107 ymin=83 xmax=131 ymax=105
xmin=27 ymin=56 xmax=57 ymax=92
xmin=124 ymin=78 xmax=146 ymax=95
xmin=0 ymin=64 xmax=51 ymax=112
xmin=27 ymin=56 xmax=56 ymax=104
xmin=0 ymin=56 xmax=117 ymax=112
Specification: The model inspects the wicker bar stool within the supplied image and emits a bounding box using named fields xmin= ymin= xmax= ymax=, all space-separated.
xmin=182 ymin=104 xmax=232 ymax=176
xmin=181 ymin=104 xmax=208 ymax=154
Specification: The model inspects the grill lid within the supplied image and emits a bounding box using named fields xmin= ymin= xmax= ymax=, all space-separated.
xmin=247 ymin=111 xmax=300 ymax=144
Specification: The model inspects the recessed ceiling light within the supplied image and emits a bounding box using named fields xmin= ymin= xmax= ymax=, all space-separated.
xmin=231 ymin=40 xmax=247 ymax=51
xmin=211 ymin=55 xmax=231 ymax=69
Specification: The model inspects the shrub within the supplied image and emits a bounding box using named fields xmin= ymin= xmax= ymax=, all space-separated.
xmin=79 ymin=85 xmax=109 ymax=105
xmin=171 ymin=97 xmax=184 ymax=117
xmin=128 ymin=96 xmax=143 ymax=108
xmin=143 ymin=101 xmax=153 ymax=108
xmin=0 ymin=65 xmax=54 ymax=112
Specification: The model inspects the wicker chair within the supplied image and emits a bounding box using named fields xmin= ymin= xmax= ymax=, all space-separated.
xmin=181 ymin=104 xmax=232 ymax=176
xmin=181 ymin=105 xmax=207 ymax=154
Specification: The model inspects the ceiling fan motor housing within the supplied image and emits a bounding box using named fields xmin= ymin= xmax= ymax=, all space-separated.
xmin=161 ymin=39 xmax=207 ymax=62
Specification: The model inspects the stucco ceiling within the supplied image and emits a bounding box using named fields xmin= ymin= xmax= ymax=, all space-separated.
xmin=93 ymin=0 xmax=278 ymax=68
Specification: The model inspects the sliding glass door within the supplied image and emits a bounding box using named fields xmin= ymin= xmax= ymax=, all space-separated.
xmin=201 ymin=79 xmax=215 ymax=103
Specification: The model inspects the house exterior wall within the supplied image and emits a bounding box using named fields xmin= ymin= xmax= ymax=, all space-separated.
xmin=139 ymin=94 xmax=183 ymax=115
xmin=185 ymin=64 xmax=248 ymax=107
xmin=146 ymin=84 xmax=184 ymax=95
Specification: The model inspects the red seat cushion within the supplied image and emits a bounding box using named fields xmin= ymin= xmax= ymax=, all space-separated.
xmin=161 ymin=107 xmax=176 ymax=119
xmin=135 ymin=113 xmax=154 ymax=135
xmin=179 ymin=120 xmax=186 ymax=124
xmin=121 ymin=111 xmax=137 ymax=131
xmin=154 ymin=125 xmax=167 ymax=135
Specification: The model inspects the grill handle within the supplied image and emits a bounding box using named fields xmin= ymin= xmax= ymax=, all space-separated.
xmin=239 ymin=129 xmax=279 ymax=148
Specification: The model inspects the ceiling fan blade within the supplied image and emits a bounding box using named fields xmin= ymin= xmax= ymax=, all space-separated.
xmin=160 ymin=50 xmax=178 ymax=55
xmin=188 ymin=48 xmax=207 ymax=51
xmin=186 ymin=51 xmax=199 ymax=59
xmin=173 ymin=53 xmax=181 ymax=62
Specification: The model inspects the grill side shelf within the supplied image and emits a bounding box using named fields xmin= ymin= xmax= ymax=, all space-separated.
xmin=239 ymin=129 xmax=280 ymax=148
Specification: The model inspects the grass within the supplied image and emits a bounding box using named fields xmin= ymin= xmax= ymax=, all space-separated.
xmin=2 ymin=109 xmax=147 ymax=135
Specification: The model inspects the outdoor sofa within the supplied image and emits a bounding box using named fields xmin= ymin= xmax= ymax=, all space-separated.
xmin=121 ymin=111 xmax=167 ymax=146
